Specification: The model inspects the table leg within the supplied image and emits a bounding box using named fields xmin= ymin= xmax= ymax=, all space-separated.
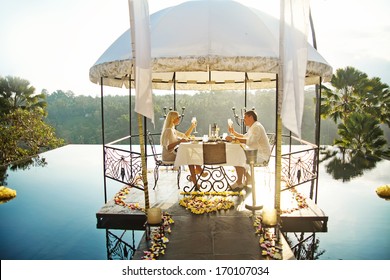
xmin=182 ymin=166 xmax=237 ymax=192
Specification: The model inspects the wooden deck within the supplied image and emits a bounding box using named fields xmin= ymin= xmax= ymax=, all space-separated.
xmin=281 ymin=196 xmax=328 ymax=232
xmin=96 ymin=164 xmax=328 ymax=260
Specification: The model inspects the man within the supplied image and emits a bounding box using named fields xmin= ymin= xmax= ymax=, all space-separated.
xmin=226 ymin=110 xmax=271 ymax=191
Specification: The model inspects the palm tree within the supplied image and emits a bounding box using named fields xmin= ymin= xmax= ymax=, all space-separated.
xmin=0 ymin=76 xmax=47 ymax=115
xmin=321 ymin=66 xmax=368 ymax=123
xmin=321 ymin=67 xmax=390 ymax=156
xmin=358 ymin=77 xmax=390 ymax=127
xmin=0 ymin=76 xmax=63 ymax=166
xmin=335 ymin=112 xmax=387 ymax=157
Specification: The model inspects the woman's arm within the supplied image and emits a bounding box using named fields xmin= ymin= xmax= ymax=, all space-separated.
xmin=162 ymin=128 xmax=188 ymax=152
xmin=166 ymin=138 xmax=186 ymax=152
xmin=183 ymin=122 xmax=196 ymax=137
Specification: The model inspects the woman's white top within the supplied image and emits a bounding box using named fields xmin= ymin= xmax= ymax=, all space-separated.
xmin=161 ymin=127 xmax=186 ymax=162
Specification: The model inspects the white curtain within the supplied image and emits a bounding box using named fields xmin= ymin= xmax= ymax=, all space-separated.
xmin=128 ymin=0 xmax=154 ymax=124
xmin=280 ymin=0 xmax=310 ymax=138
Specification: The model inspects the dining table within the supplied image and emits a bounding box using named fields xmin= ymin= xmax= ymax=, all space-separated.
xmin=174 ymin=140 xmax=247 ymax=192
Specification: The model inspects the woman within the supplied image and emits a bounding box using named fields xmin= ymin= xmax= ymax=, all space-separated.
xmin=160 ymin=111 xmax=203 ymax=187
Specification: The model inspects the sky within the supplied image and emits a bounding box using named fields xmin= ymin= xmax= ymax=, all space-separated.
xmin=1 ymin=0 xmax=389 ymax=96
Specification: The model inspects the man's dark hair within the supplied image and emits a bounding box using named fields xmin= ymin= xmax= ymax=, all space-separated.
xmin=245 ymin=110 xmax=258 ymax=121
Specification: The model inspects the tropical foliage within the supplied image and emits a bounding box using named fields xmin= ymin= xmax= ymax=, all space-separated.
xmin=0 ymin=108 xmax=64 ymax=165
xmin=335 ymin=112 xmax=387 ymax=157
xmin=0 ymin=76 xmax=64 ymax=166
xmin=320 ymin=146 xmax=381 ymax=182
xmin=2 ymin=65 xmax=389 ymax=166
xmin=321 ymin=66 xmax=390 ymax=158
xmin=0 ymin=76 xmax=46 ymax=115
xmin=43 ymin=89 xmax=339 ymax=146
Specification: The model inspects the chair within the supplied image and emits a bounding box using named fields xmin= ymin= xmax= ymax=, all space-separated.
xmin=249 ymin=133 xmax=276 ymax=187
xmin=147 ymin=131 xmax=180 ymax=190
xmin=254 ymin=133 xmax=276 ymax=168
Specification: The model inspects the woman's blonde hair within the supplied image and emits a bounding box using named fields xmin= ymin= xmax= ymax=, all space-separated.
xmin=160 ymin=111 xmax=179 ymax=144
xmin=163 ymin=111 xmax=179 ymax=130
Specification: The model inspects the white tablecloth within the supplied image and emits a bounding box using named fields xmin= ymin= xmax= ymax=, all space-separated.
xmin=174 ymin=142 xmax=247 ymax=168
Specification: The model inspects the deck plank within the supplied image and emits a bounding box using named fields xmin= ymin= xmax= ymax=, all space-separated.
xmin=96 ymin=166 xmax=326 ymax=259
xmin=280 ymin=191 xmax=328 ymax=232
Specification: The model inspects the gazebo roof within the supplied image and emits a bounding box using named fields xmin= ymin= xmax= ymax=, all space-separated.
xmin=89 ymin=0 xmax=332 ymax=90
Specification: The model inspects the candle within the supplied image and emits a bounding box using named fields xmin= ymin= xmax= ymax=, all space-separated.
xmin=262 ymin=207 xmax=277 ymax=226
xmin=147 ymin=207 xmax=162 ymax=225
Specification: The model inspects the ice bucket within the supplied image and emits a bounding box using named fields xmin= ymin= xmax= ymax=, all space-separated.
xmin=244 ymin=149 xmax=258 ymax=164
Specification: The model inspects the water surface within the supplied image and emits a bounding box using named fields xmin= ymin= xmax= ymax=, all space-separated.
xmin=0 ymin=145 xmax=389 ymax=260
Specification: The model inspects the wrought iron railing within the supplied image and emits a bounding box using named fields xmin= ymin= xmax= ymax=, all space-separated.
xmin=281 ymin=148 xmax=317 ymax=189
xmin=106 ymin=229 xmax=137 ymax=260
xmin=280 ymin=136 xmax=318 ymax=192
xmin=284 ymin=232 xmax=325 ymax=260
xmin=104 ymin=145 xmax=144 ymax=191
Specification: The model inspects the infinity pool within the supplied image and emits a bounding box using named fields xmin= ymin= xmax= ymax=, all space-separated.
xmin=0 ymin=145 xmax=389 ymax=260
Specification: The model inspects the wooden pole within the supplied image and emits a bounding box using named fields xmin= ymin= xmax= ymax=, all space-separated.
xmin=129 ymin=0 xmax=150 ymax=211
xmin=274 ymin=0 xmax=285 ymax=239
xmin=138 ymin=114 xmax=150 ymax=210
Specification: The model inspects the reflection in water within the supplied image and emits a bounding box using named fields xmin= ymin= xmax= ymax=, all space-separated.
xmin=105 ymin=230 xmax=137 ymax=260
xmin=284 ymin=232 xmax=325 ymax=260
xmin=284 ymin=146 xmax=384 ymax=259
xmin=319 ymin=146 xmax=382 ymax=182
xmin=2 ymin=145 xmax=388 ymax=260
xmin=0 ymin=156 xmax=47 ymax=185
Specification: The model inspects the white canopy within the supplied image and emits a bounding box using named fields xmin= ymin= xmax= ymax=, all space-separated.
xmin=89 ymin=0 xmax=333 ymax=90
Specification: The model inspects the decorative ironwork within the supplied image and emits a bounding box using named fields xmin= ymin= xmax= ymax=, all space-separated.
xmin=106 ymin=229 xmax=137 ymax=260
xmin=182 ymin=166 xmax=237 ymax=192
xmin=281 ymin=148 xmax=317 ymax=189
xmin=284 ymin=232 xmax=325 ymax=260
xmin=104 ymin=146 xmax=144 ymax=191
xmin=147 ymin=131 xmax=181 ymax=190
xmin=163 ymin=106 xmax=186 ymax=125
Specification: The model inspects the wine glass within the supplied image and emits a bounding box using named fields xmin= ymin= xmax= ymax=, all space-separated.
xmin=227 ymin=118 xmax=233 ymax=134
xmin=192 ymin=117 xmax=198 ymax=134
